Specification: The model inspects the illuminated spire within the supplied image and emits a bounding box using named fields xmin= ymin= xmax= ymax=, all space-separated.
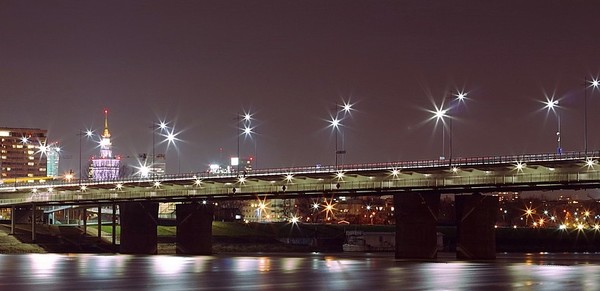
xmin=102 ymin=109 xmax=111 ymax=138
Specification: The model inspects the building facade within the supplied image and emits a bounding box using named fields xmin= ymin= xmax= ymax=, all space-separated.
xmin=90 ymin=110 xmax=120 ymax=180
xmin=0 ymin=127 xmax=48 ymax=180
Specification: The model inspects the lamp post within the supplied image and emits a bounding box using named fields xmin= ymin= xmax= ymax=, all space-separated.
xmin=151 ymin=121 xmax=167 ymax=178
xmin=77 ymin=129 xmax=93 ymax=183
xmin=449 ymin=90 xmax=467 ymax=162
xmin=328 ymin=116 xmax=342 ymax=168
xmin=236 ymin=112 xmax=252 ymax=176
xmin=585 ymin=77 xmax=600 ymax=154
xmin=328 ymin=101 xmax=353 ymax=169
xmin=543 ymin=98 xmax=561 ymax=154
xmin=432 ymin=105 xmax=448 ymax=160
xmin=164 ymin=128 xmax=180 ymax=174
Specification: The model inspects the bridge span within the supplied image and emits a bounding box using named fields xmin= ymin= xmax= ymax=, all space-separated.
xmin=2 ymin=150 xmax=599 ymax=259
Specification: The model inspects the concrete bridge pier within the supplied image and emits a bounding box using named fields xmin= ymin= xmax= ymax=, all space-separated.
xmin=455 ymin=193 xmax=499 ymax=260
xmin=394 ymin=192 xmax=440 ymax=259
xmin=176 ymin=202 xmax=214 ymax=255
xmin=119 ymin=202 xmax=158 ymax=254
xmin=97 ymin=205 xmax=102 ymax=240
xmin=10 ymin=206 xmax=15 ymax=235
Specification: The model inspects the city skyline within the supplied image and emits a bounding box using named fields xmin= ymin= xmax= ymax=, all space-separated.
xmin=1 ymin=1 xmax=600 ymax=177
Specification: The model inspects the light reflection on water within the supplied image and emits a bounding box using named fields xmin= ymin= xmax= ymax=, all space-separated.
xmin=1 ymin=253 xmax=600 ymax=290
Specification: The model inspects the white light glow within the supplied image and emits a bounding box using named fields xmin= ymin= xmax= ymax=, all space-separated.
xmin=329 ymin=117 xmax=341 ymax=129
xmin=454 ymin=90 xmax=467 ymax=101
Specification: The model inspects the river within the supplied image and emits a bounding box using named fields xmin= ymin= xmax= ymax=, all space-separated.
xmin=1 ymin=252 xmax=599 ymax=290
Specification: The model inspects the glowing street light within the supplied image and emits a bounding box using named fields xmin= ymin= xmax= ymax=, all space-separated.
xmin=150 ymin=120 xmax=169 ymax=178
xmin=584 ymin=77 xmax=600 ymax=154
xmin=429 ymin=103 xmax=448 ymax=159
xmin=236 ymin=111 xmax=254 ymax=176
xmin=161 ymin=127 xmax=182 ymax=173
xmin=448 ymin=90 xmax=469 ymax=162
xmin=328 ymin=116 xmax=343 ymax=168
xmin=328 ymin=100 xmax=354 ymax=169
xmin=77 ymin=129 xmax=94 ymax=182
xmin=542 ymin=97 xmax=562 ymax=154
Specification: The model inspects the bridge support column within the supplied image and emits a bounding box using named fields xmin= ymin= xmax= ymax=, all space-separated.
xmin=119 ymin=202 xmax=158 ymax=254
xmin=10 ymin=206 xmax=15 ymax=235
xmin=82 ymin=207 xmax=87 ymax=235
xmin=97 ymin=205 xmax=102 ymax=239
xmin=176 ymin=202 xmax=214 ymax=255
xmin=455 ymin=193 xmax=499 ymax=260
xmin=112 ymin=203 xmax=117 ymax=246
xmin=394 ymin=192 xmax=440 ymax=259
xmin=31 ymin=204 xmax=36 ymax=242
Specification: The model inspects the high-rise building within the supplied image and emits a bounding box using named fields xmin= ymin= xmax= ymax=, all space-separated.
xmin=46 ymin=142 xmax=60 ymax=177
xmin=0 ymin=127 xmax=48 ymax=179
xmin=90 ymin=110 xmax=120 ymax=180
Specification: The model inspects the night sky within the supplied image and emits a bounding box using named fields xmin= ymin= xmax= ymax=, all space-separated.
xmin=1 ymin=1 xmax=600 ymax=176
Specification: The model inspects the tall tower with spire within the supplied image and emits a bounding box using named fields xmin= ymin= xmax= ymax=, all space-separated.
xmin=91 ymin=109 xmax=120 ymax=180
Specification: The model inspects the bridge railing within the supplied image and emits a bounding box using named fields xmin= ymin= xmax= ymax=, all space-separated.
xmin=1 ymin=150 xmax=598 ymax=192
xmin=3 ymin=167 xmax=600 ymax=206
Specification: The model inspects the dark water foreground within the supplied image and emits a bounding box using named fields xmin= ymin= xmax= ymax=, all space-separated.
xmin=0 ymin=252 xmax=599 ymax=290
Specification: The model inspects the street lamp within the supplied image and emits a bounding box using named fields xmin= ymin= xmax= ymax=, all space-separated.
xmin=327 ymin=100 xmax=353 ymax=169
xmin=151 ymin=121 xmax=168 ymax=178
xmin=236 ymin=111 xmax=253 ymax=175
xmin=430 ymin=104 xmax=448 ymax=159
xmin=77 ymin=129 xmax=93 ymax=182
xmin=163 ymin=127 xmax=181 ymax=174
xmin=328 ymin=116 xmax=343 ymax=168
xmin=449 ymin=90 xmax=468 ymax=162
xmin=585 ymin=77 xmax=600 ymax=154
xmin=543 ymin=98 xmax=562 ymax=154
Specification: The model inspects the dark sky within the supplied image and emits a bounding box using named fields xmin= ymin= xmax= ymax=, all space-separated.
xmin=1 ymin=1 xmax=600 ymax=175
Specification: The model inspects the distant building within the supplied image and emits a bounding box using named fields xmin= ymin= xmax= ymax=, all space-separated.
xmin=90 ymin=110 xmax=120 ymax=180
xmin=0 ymin=127 xmax=48 ymax=179
xmin=46 ymin=143 xmax=60 ymax=177
xmin=241 ymin=198 xmax=293 ymax=222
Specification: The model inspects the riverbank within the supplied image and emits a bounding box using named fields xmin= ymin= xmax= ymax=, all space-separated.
xmin=0 ymin=227 xmax=45 ymax=254
xmin=3 ymin=222 xmax=600 ymax=254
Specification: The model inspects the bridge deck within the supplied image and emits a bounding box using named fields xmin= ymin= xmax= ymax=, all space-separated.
xmin=0 ymin=151 xmax=598 ymax=206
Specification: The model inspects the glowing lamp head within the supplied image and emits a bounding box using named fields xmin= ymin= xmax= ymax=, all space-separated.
xmin=158 ymin=122 xmax=168 ymax=130
xmin=543 ymin=98 xmax=559 ymax=111
xmin=329 ymin=117 xmax=341 ymax=129
xmin=139 ymin=165 xmax=150 ymax=177
xmin=341 ymin=101 xmax=353 ymax=114
xmin=454 ymin=91 xmax=467 ymax=101
xmin=290 ymin=216 xmax=299 ymax=224
xmin=285 ymin=174 xmax=294 ymax=182
xmin=243 ymin=126 xmax=253 ymax=136
xmin=434 ymin=108 xmax=447 ymax=120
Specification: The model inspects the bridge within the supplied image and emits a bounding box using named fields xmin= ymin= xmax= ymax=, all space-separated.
xmin=2 ymin=150 xmax=599 ymax=259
